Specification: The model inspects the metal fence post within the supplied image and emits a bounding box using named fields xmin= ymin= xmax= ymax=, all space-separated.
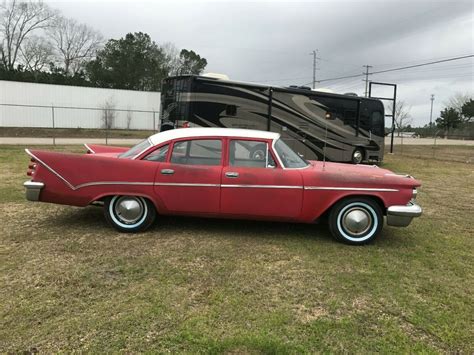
xmin=51 ymin=105 xmax=56 ymax=146
xmin=105 ymin=112 xmax=108 ymax=145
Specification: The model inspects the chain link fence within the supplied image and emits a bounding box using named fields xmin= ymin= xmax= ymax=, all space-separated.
xmin=0 ymin=102 xmax=160 ymax=145
xmin=387 ymin=134 xmax=474 ymax=163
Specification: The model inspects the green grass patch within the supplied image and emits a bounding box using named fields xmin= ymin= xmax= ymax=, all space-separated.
xmin=0 ymin=145 xmax=473 ymax=352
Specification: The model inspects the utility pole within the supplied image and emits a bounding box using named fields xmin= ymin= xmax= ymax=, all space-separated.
xmin=429 ymin=94 xmax=435 ymax=128
xmin=363 ymin=65 xmax=372 ymax=97
xmin=310 ymin=50 xmax=319 ymax=89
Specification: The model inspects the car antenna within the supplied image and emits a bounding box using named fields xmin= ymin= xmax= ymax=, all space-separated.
xmin=323 ymin=111 xmax=333 ymax=170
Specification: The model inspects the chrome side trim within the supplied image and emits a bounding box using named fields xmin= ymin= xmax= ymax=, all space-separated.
xmin=384 ymin=173 xmax=413 ymax=179
xmin=25 ymin=149 xmax=76 ymax=190
xmin=84 ymin=143 xmax=95 ymax=153
xmin=154 ymin=182 xmax=220 ymax=187
xmin=24 ymin=180 xmax=44 ymax=201
xmin=75 ymin=181 xmax=155 ymax=190
xmin=304 ymin=186 xmax=399 ymax=192
xmin=221 ymin=184 xmax=303 ymax=189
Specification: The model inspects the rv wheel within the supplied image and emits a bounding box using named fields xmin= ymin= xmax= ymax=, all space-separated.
xmin=351 ymin=148 xmax=364 ymax=164
xmin=249 ymin=144 xmax=266 ymax=161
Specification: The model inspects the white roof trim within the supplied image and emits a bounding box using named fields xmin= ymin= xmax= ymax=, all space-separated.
xmin=148 ymin=127 xmax=280 ymax=146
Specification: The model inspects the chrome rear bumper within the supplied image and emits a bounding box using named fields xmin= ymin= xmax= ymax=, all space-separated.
xmin=386 ymin=202 xmax=422 ymax=227
xmin=24 ymin=181 xmax=44 ymax=201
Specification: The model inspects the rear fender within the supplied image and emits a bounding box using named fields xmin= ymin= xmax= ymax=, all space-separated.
xmin=26 ymin=149 xmax=159 ymax=207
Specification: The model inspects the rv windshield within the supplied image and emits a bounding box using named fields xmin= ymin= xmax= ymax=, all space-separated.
xmin=119 ymin=139 xmax=151 ymax=159
xmin=274 ymin=139 xmax=308 ymax=168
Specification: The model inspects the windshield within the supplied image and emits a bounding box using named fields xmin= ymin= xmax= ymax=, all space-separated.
xmin=274 ymin=139 xmax=309 ymax=168
xmin=119 ymin=139 xmax=151 ymax=159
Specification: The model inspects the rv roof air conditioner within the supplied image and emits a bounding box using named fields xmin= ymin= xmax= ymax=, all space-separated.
xmin=202 ymin=73 xmax=230 ymax=80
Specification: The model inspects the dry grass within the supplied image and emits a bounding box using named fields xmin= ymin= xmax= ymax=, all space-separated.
xmin=389 ymin=144 xmax=474 ymax=163
xmin=0 ymin=145 xmax=473 ymax=353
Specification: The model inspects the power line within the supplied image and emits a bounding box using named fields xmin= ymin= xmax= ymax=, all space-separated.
xmin=301 ymin=54 xmax=474 ymax=85
xmin=370 ymin=54 xmax=474 ymax=75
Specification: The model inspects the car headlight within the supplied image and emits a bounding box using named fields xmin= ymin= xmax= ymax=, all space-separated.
xmin=412 ymin=188 xmax=418 ymax=201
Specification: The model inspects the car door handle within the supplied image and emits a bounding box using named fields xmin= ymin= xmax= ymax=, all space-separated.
xmin=161 ymin=169 xmax=175 ymax=175
xmin=225 ymin=172 xmax=239 ymax=178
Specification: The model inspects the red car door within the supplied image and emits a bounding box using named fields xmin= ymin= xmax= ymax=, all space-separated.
xmin=154 ymin=138 xmax=223 ymax=214
xmin=220 ymin=139 xmax=303 ymax=219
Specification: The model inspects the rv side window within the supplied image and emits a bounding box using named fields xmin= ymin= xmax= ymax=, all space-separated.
xmin=344 ymin=109 xmax=357 ymax=125
xmin=226 ymin=105 xmax=237 ymax=116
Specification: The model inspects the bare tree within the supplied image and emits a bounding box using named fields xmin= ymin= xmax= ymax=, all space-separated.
xmin=19 ymin=34 xmax=52 ymax=71
xmin=388 ymin=100 xmax=412 ymax=136
xmin=160 ymin=41 xmax=180 ymax=75
xmin=445 ymin=92 xmax=471 ymax=113
xmin=0 ymin=0 xmax=55 ymax=70
xmin=101 ymin=98 xmax=116 ymax=129
xmin=48 ymin=15 xmax=102 ymax=75
xmin=126 ymin=106 xmax=132 ymax=129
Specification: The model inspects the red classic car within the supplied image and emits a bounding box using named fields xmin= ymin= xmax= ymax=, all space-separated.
xmin=24 ymin=128 xmax=422 ymax=245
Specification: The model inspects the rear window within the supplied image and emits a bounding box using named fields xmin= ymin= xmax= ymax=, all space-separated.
xmin=119 ymin=139 xmax=151 ymax=159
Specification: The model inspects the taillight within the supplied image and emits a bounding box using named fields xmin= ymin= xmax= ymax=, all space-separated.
xmin=27 ymin=161 xmax=37 ymax=177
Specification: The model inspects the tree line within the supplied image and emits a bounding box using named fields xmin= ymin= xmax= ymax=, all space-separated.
xmin=0 ymin=0 xmax=207 ymax=91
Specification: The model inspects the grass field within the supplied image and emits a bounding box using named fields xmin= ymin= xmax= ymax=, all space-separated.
xmin=1 ymin=145 xmax=473 ymax=353
xmin=389 ymin=144 xmax=473 ymax=164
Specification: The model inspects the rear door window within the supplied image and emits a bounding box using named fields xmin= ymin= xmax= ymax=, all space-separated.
xmin=229 ymin=140 xmax=276 ymax=168
xmin=170 ymin=139 xmax=222 ymax=166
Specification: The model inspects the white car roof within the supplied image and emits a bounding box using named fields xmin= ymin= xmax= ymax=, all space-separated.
xmin=148 ymin=127 xmax=280 ymax=146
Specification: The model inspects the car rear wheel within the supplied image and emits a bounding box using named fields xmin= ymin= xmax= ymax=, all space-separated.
xmin=104 ymin=195 xmax=156 ymax=233
xmin=328 ymin=197 xmax=383 ymax=245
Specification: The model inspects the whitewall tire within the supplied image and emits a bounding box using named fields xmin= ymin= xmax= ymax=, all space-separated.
xmin=329 ymin=197 xmax=383 ymax=245
xmin=104 ymin=195 xmax=156 ymax=233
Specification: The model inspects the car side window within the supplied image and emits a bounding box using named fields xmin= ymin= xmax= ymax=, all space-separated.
xmin=229 ymin=140 xmax=276 ymax=168
xmin=143 ymin=144 xmax=169 ymax=162
xmin=170 ymin=139 xmax=222 ymax=166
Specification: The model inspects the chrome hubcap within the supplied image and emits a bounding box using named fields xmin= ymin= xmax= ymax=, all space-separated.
xmin=252 ymin=150 xmax=265 ymax=160
xmin=342 ymin=208 xmax=372 ymax=236
xmin=353 ymin=150 xmax=362 ymax=163
xmin=114 ymin=197 xmax=144 ymax=224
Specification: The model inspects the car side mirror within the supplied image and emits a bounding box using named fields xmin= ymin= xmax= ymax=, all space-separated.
xmin=267 ymin=163 xmax=276 ymax=169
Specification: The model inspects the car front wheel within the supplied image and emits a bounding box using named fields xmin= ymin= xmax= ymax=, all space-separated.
xmin=328 ymin=197 xmax=383 ymax=245
xmin=104 ymin=195 xmax=156 ymax=233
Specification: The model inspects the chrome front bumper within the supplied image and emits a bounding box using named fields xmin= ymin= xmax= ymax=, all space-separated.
xmin=386 ymin=202 xmax=422 ymax=227
xmin=24 ymin=181 xmax=44 ymax=201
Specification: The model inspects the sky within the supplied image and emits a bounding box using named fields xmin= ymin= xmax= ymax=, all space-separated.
xmin=48 ymin=0 xmax=474 ymax=127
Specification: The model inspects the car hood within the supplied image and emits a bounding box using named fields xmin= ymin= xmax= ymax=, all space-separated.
xmin=305 ymin=160 xmax=421 ymax=188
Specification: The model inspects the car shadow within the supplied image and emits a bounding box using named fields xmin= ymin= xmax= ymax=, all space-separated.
xmin=52 ymin=206 xmax=412 ymax=248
